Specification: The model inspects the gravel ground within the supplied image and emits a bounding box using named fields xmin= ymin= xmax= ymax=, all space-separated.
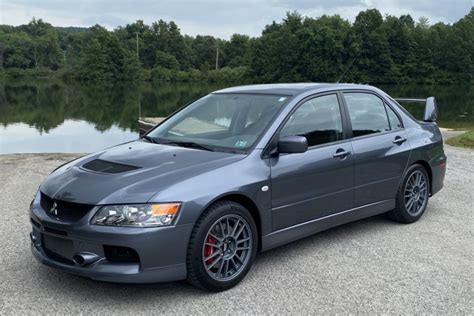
xmin=0 ymin=140 xmax=472 ymax=314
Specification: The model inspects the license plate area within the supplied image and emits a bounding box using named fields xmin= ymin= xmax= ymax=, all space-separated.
xmin=43 ymin=234 xmax=74 ymax=265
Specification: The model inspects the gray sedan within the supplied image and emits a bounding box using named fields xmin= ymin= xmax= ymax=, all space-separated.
xmin=30 ymin=83 xmax=446 ymax=291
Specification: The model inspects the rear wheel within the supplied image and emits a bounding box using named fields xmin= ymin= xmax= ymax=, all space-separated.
xmin=186 ymin=201 xmax=257 ymax=291
xmin=387 ymin=164 xmax=430 ymax=223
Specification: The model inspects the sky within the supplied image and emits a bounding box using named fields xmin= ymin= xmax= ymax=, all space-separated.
xmin=1 ymin=0 xmax=472 ymax=38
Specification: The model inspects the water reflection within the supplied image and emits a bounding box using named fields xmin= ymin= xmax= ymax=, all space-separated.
xmin=0 ymin=81 xmax=472 ymax=154
xmin=0 ymin=81 xmax=225 ymax=153
xmin=379 ymin=84 xmax=473 ymax=129
xmin=0 ymin=120 xmax=137 ymax=154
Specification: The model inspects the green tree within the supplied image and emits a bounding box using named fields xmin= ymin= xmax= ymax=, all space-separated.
xmin=0 ymin=7 xmax=472 ymax=84
xmin=298 ymin=15 xmax=352 ymax=81
xmin=22 ymin=18 xmax=62 ymax=69
xmin=383 ymin=14 xmax=416 ymax=81
xmin=191 ymin=35 xmax=218 ymax=69
xmin=222 ymin=34 xmax=251 ymax=68
xmin=78 ymin=25 xmax=138 ymax=81
xmin=251 ymin=12 xmax=305 ymax=82
xmin=351 ymin=9 xmax=393 ymax=82
xmin=155 ymin=50 xmax=180 ymax=69
xmin=1 ymin=31 xmax=35 ymax=69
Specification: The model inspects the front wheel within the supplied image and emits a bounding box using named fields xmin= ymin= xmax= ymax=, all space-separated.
xmin=387 ymin=164 xmax=430 ymax=223
xmin=186 ymin=201 xmax=257 ymax=291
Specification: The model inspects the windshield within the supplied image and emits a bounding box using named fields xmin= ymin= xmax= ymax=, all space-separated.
xmin=147 ymin=93 xmax=289 ymax=152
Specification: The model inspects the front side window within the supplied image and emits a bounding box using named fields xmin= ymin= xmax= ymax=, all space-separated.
xmin=280 ymin=94 xmax=343 ymax=147
xmin=344 ymin=93 xmax=390 ymax=137
xmin=148 ymin=93 xmax=289 ymax=151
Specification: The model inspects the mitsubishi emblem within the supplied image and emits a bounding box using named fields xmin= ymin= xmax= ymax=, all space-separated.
xmin=50 ymin=202 xmax=58 ymax=216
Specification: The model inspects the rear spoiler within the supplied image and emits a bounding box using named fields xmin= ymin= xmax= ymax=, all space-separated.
xmin=394 ymin=97 xmax=438 ymax=122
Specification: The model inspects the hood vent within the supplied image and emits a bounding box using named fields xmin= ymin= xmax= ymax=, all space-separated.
xmin=82 ymin=159 xmax=140 ymax=174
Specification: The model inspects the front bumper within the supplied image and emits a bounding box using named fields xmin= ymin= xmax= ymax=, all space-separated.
xmin=30 ymin=193 xmax=194 ymax=283
xmin=31 ymin=243 xmax=187 ymax=283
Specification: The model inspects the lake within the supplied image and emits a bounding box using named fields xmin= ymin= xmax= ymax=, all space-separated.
xmin=0 ymin=81 xmax=472 ymax=154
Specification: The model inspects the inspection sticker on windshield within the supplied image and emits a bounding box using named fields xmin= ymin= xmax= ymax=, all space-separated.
xmin=278 ymin=97 xmax=287 ymax=102
xmin=235 ymin=140 xmax=247 ymax=148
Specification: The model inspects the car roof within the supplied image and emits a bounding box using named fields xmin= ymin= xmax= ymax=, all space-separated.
xmin=213 ymin=83 xmax=375 ymax=96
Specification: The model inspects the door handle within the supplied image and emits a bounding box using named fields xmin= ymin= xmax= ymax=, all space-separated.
xmin=393 ymin=136 xmax=407 ymax=145
xmin=333 ymin=149 xmax=351 ymax=159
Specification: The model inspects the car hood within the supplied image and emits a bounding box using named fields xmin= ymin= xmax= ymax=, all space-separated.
xmin=40 ymin=140 xmax=244 ymax=205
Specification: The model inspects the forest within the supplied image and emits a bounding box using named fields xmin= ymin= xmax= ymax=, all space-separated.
xmin=0 ymin=7 xmax=472 ymax=84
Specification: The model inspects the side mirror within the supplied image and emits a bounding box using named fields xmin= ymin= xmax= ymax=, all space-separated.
xmin=423 ymin=96 xmax=438 ymax=122
xmin=277 ymin=136 xmax=308 ymax=154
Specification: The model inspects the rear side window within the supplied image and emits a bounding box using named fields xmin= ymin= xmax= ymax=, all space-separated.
xmin=280 ymin=94 xmax=343 ymax=147
xmin=344 ymin=93 xmax=390 ymax=137
xmin=386 ymin=105 xmax=403 ymax=130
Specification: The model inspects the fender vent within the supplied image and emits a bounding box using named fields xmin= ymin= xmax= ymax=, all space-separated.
xmin=82 ymin=159 xmax=140 ymax=174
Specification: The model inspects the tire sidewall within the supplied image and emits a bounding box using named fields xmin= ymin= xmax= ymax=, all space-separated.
xmin=188 ymin=201 xmax=258 ymax=291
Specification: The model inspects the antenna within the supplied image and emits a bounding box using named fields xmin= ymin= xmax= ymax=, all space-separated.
xmin=336 ymin=58 xmax=356 ymax=83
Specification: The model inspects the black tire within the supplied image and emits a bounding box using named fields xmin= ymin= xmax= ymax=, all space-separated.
xmin=387 ymin=164 xmax=430 ymax=223
xmin=186 ymin=200 xmax=258 ymax=292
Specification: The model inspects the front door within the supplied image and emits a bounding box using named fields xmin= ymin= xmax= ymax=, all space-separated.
xmin=270 ymin=93 xmax=354 ymax=231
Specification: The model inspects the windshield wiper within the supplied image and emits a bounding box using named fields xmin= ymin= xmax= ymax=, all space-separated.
xmin=142 ymin=137 xmax=215 ymax=152
xmin=141 ymin=135 xmax=158 ymax=143
xmin=164 ymin=141 xmax=215 ymax=152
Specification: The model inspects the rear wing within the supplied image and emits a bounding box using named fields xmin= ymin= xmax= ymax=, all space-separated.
xmin=394 ymin=97 xmax=438 ymax=122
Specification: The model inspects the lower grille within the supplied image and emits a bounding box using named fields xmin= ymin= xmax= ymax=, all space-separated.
xmin=43 ymin=234 xmax=74 ymax=265
xmin=44 ymin=226 xmax=68 ymax=236
xmin=43 ymin=248 xmax=75 ymax=265
xmin=40 ymin=192 xmax=93 ymax=222
xmin=104 ymin=245 xmax=140 ymax=263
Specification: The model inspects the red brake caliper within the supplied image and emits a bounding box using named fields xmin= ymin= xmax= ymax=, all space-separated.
xmin=204 ymin=235 xmax=217 ymax=264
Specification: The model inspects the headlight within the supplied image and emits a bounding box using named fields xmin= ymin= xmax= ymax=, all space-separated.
xmin=90 ymin=203 xmax=181 ymax=227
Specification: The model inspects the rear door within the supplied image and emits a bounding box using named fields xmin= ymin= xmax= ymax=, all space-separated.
xmin=270 ymin=93 xmax=354 ymax=231
xmin=342 ymin=91 xmax=411 ymax=207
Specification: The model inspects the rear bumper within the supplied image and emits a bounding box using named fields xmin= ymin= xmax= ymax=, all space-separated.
xmin=30 ymin=193 xmax=193 ymax=283
xmin=430 ymin=153 xmax=447 ymax=195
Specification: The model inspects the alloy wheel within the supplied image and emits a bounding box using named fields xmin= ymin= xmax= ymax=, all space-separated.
xmin=202 ymin=214 xmax=253 ymax=282
xmin=404 ymin=170 xmax=428 ymax=216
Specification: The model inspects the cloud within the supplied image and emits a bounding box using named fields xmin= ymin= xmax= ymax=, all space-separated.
xmin=1 ymin=0 xmax=472 ymax=38
xmin=271 ymin=0 xmax=472 ymax=25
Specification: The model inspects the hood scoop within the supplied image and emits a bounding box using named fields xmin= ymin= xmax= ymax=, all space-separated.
xmin=82 ymin=159 xmax=140 ymax=174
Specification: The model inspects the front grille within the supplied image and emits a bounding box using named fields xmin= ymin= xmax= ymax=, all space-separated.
xmin=40 ymin=192 xmax=94 ymax=222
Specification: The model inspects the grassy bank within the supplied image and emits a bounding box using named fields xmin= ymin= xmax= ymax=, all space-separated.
xmin=446 ymin=131 xmax=474 ymax=149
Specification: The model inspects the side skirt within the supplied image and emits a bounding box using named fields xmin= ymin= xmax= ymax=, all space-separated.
xmin=261 ymin=199 xmax=395 ymax=251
